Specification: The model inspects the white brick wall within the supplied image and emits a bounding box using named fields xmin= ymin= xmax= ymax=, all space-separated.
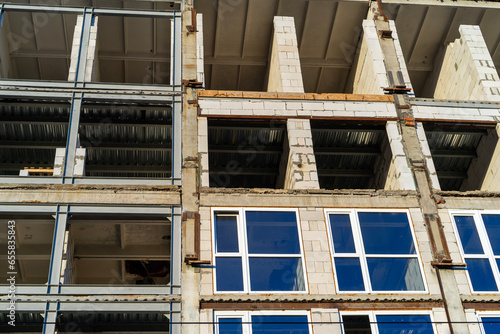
xmin=68 ymin=15 xmax=99 ymax=82
xmin=196 ymin=13 xmax=205 ymax=85
xmin=386 ymin=121 xmax=416 ymax=190
xmin=435 ymin=25 xmax=500 ymax=102
xmin=268 ymin=17 xmax=304 ymax=93
xmin=353 ymin=20 xmax=389 ymax=95
xmin=199 ymin=98 xmax=397 ymax=119
xmin=412 ymin=104 xmax=500 ymax=122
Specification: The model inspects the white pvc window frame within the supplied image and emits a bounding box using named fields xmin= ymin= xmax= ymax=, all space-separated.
xmin=477 ymin=311 xmax=500 ymax=334
xmin=214 ymin=310 xmax=312 ymax=334
xmin=340 ymin=310 xmax=437 ymax=334
xmin=450 ymin=210 xmax=500 ymax=293
xmin=211 ymin=207 xmax=308 ymax=294
xmin=324 ymin=208 xmax=428 ymax=294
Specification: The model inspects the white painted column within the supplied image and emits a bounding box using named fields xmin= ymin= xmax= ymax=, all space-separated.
xmin=196 ymin=13 xmax=205 ymax=85
xmin=385 ymin=121 xmax=416 ymax=190
xmin=68 ymin=15 xmax=99 ymax=82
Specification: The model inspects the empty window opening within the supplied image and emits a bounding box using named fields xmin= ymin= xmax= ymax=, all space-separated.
xmin=79 ymin=103 xmax=173 ymax=179
xmin=0 ymin=215 xmax=54 ymax=284
xmin=95 ymin=15 xmax=172 ymax=84
xmin=0 ymin=312 xmax=44 ymax=332
xmin=56 ymin=312 xmax=169 ymax=333
xmin=208 ymin=119 xmax=286 ymax=188
xmin=67 ymin=215 xmax=171 ymax=285
xmin=424 ymin=123 xmax=497 ymax=191
xmin=0 ymin=100 xmax=70 ymax=176
xmin=311 ymin=121 xmax=390 ymax=189
xmin=341 ymin=312 xmax=436 ymax=334
xmin=0 ymin=11 xmax=77 ymax=80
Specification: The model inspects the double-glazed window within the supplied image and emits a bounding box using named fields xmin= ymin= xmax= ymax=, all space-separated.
xmin=341 ymin=312 xmax=435 ymax=334
xmin=478 ymin=313 xmax=500 ymax=334
xmin=215 ymin=311 xmax=310 ymax=334
xmin=451 ymin=212 xmax=500 ymax=292
xmin=326 ymin=210 xmax=426 ymax=293
xmin=212 ymin=209 xmax=307 ymax=293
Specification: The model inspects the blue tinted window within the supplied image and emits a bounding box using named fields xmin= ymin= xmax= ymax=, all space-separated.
xmin=216 ymin=215 xmax=239 ymax=253
xmin=216 ymin=257 xmax=243 ymax=291
xmin=455 ymin=216 xmax=484 ymax=254
xmin=249 ymin=257 xmax=304 ymax=291
xmin=334 ymin=258 xmax=364 ymax=291
xmin=246 ymin=211 xmax=300 ymax=254
xmin=466 ymin=258 xmax=498 ymax=291
xmin=482 ymin=317 xmax=500 ymax=334
xmin=358 ymin=213 xmax=415 ymax=255
xmin=367 ymin=258 xmax=425 ymax=291
xmin=329 ymin=214 xmax=356 ymax=253
xmin=377 ymin=315 xmax=433 ymax=334
xmin=219 ymin=318 xmax=243 ymax=334
xmin=251 ymin=315 xmax=309 ymax=334
xmin=483 ymin=215 xmax=500 ymax=255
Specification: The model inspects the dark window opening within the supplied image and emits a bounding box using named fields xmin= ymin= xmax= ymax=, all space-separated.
xmin=208 ymin=119 xmax=286 ymax=188
xmin=424 ymin=123 xmax=497 ymax=191
xmin=311 ymin=121 xmax=389 ymax=189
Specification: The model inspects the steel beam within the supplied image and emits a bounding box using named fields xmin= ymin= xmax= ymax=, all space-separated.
xmin=170 ymin=207 xmax=182 ymax=293
xmin=47 ymin=211 xmax=68 ymax=291
xmin=2 ymin=4 xmax=180 ymax=17
xmin=171 ymin=14 xmax=182 ymax=185
xmin=62 ymin=96 xmax=82 ymax=182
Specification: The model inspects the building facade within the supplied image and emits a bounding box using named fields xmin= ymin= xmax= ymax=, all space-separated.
xmin=1 ymin=0 xmax=500 ymax=333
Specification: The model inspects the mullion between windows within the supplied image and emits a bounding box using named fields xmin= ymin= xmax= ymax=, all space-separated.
xmin=477 ymin=213 xmax=500 ymax=291
xmin=240 ymin=208 xmax=251 ymax=293
xmin=352 ymin=210 xmax=373 ymax=293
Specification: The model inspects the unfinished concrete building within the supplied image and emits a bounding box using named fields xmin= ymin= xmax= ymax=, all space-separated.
xmin=1 ymin=0 xmax=500 ymax=333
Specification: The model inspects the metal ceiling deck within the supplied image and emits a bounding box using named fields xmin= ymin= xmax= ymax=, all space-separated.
xmin=311 ymin=123 xmax=386 ymax=189
xmin=208 ymin=120 xmax=286 ymax=188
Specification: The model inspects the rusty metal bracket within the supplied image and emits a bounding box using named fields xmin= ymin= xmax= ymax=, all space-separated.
xmin=188 ymin=99 xmax=198 ymax=105
xmin=183 ymin=211 xmax=212 ymax=266
xmin=187 ymin=9 xmax=197 ymax=32
xmin=384 ymin=85 xmax=412 ymax=94
xmin=182 ymin=79 xmax=203 ymax=88
xmin=378 ymin=30 xmax=392 ymax=39
xmin=431 ymin=259 xmax=467 ymax=269
xmin=404 ymin=116 xmax=415 ymax=127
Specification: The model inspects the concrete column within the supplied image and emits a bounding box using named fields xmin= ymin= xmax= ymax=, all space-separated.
xmin=283 ymin=119 xmax=319 ymax=189
xmin=68 ymin=15 xmax=99 ymax=82
xmin=434 ymin=25 xmax=500 ymax=102
xmin=311 ymin=309 xmax=342 ymax=334
xmin=196 ymin=13 xmax=205 ymax=85
xmin=198 ymin=117 xmax=209 ymax=187
xmin=415 ymin=122 xmax=440 ymax=190
xmin=352 ymin=20 xmax=413 ymax=95
xmin=182 ymin=6 xmax=200 ymax=334
xmin=73 ymin=148 xmax=86 ymax=177
xmin=267 ymin=16 xmax=304 ymax=93
xmin=269 ymin=16 xmax=319 ymax=190
xmin=52 ymin=147 xmax=66 ymax=177
xmin=385 ymin=121 xmax=416 ymax=191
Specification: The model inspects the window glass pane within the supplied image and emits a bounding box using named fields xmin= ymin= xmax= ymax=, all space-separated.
xmin=367 ymin=258 xmax=425 ymax=291
xmin=251 ymin=315 xmax=309 ymax=334
xmin=246 ymin=211 xmax=300 ymax=254
xmin=248 ymin=257 xmax=304 ymax=291
xmin=358 ymin=213 xmax=415 ymax=255
xmin=466 ymin=258 xmax=498 ymax=291
xmin=482 ymin=317 xmax=500 ymax=334
xmin=216 ymin=257 xmax=243 ymax=291
xmin=455 ymin=216 xmax=484 ymax=254
xmin=219 ymin=318 xmax=243 ymax=334
xmin=215 ymin=215 xmax=239 ymax=253
xmin=376 ymin=315 xmax=433 ymax=334
xmin=334 ymin=258 xmax=365 ymax=291
xmin=483 ymin=215 xmax=500 ymax=255
xmin=329 ymin=214 xmax=355 ymax=253
xmin=342 ymin=315 xmax=371 ymax=334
